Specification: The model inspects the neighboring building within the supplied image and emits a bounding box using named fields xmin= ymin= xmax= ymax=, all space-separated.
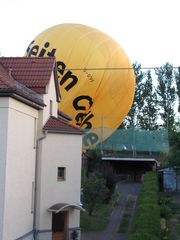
xmin=0 ymin=57 xmax=83 ymax=240
xmin=158 ymin=168 xmax=178 ymax=192
xmin=101 ymin=156 xmax=158 ymax=181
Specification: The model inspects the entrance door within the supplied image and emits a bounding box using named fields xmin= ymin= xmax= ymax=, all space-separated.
xmin=52 ymin=211 xmax=67 ymax=240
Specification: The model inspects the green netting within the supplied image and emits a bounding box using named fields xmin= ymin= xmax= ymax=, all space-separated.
xmin=83 ymin=128 xmax=169 ymax=152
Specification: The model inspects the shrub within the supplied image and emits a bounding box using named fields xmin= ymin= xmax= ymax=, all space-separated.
xmin=82 ymin=172 xmax=109 ymax=216
xmin=110 ymin=188 xmax=120 ymax=208
xmin=160 ymin=205 xmax=172 ymax=219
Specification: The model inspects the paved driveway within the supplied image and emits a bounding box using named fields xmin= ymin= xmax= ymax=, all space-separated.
xmin=81 ymin=181 xmax=141 ymax=240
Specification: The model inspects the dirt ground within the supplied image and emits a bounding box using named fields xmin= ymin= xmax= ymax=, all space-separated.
xmin=81 ymin=181 xmax=141 ymax=240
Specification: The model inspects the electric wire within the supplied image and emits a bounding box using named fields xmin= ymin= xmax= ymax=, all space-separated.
xmin=64 ymin=66 xmax=180 ymax=71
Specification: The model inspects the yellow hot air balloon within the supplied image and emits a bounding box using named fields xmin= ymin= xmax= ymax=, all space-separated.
xmin=25 ymin=23 xmax=135 ymax=149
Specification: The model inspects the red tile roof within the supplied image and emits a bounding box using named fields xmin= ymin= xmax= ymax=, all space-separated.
xmin=0 ymin=57 xmax=56 ymax=94
xmin=43 ymin=116 xmax=83 ymax=135
xmin=0 ymin=65 xmax=15 ymax=88
xmin=0 ymin=64 xmax=44 ymax=108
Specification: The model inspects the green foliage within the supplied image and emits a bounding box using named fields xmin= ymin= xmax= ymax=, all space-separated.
xmin=160 ymin=193 xmax=180 ymax=240
xmin=159 ymin=194 xmax=172 ymax=205
xmin=125 ymin=62 xmax=145 ymax=127
xmin=85 ymin=149 xmax=102 ymax=172
xmin=133 ymin=203 xmax=160 ymax=237
xmin=167 ymin=130 xmax=180 ymax=167
xmin=175 ymin=66 xmax=180 ymax=113
xmin=138 ymin=70 xmax=158 ymax=130
xmin=80 ymin=204 xmax=112 ymax=231
xmin=159 ymin=194 xmax=173 ymax=219
xmin=123 ymin=61 xmax=179 ymax=132
xmin=160 ymin=205 xmax=172 ymax=219
xmin=155 ymin=63 xmax=176 ymax=129
xmin=130 ymin=172 xmax=161 ymax=239
xmin=110 ymin=188 xmax=120 ymax=208
xmin=129 ymin=233 xmax=159 ymax=240
xmin=82 ymin=172 xmax=109 ymax=216
xmin=121 ymin=61 xmax=180 ymax=168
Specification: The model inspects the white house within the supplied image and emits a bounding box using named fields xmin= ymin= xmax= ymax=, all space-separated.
xmin=0 ymin=57 xmax=84 ymax=240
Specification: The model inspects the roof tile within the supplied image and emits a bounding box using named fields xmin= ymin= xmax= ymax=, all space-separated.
xmin=0 ymin=64 xmax=44 ymax=107
xmin=43 ymin=116 xmax=83 ymax=135
xmin=0 ymin=57 xmax=56 ymax=93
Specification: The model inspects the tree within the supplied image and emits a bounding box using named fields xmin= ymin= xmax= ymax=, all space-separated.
xmin=138 ymin=70 xmax=158 ymax=130
xmin=167 ymin=130 xmax=180 ymax=167
xmin=174 ymin=66 xmax=180 ymax=113
xmin=85 ymin=149 xmax=101 ymax=173
xmin=124 ymin=62 xmax=145 ymax=127
xmin=155 ymin=63 xmax=176 ymax=130
xmin=82 ymin=172 xmax=109 ymax=216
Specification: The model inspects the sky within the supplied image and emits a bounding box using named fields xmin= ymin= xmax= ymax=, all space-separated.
xmin=1 ymin=0 xmax=180 ymax=68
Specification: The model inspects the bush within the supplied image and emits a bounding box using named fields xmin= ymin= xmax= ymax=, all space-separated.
xmin=82 ymin=172 xmax=109 ymax=216
xmin=160 ymin=205 xmax=172 ymax=219
xmin=110 ymin=188 xmax=120 ymax=208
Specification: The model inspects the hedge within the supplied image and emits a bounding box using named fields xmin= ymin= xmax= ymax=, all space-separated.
xmin=129 ymin=233 xmax=159 ymax=240
xmin=129 ymin=172 xmax=161 ymax=240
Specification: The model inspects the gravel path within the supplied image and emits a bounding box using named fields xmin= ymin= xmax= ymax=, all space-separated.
xmin=81 ymin=181 xmax=141 ymax=240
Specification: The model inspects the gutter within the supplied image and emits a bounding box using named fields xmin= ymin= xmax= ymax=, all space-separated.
xmin=0 ymin=91 xmax=45 ymax=110
xmin=33 ymin=131 xmax=47 ymax=240
xmin=44 ymin=129 xmax=83 ymax=135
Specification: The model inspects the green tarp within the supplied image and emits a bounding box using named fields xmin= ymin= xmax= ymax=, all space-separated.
xmin=83 ymin=128 xmax=169 ymax=153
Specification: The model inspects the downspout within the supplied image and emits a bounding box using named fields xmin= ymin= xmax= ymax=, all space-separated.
xmin=33 ymin=131 xmax=48 ymax=240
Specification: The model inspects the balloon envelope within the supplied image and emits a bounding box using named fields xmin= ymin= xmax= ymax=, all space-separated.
xmin=26 ymin=23 xmax=135 ymax=148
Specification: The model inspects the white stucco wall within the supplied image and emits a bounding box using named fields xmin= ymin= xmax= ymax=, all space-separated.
xmin=1 ymin=97 xmax=39 ymax=240
xmin=37 ymin=133 xmax=82 ymax=231
xmin=38 ymin=73 xmax=58 ymax=134
xmin=0 ymin=98 xmax=9 ymax=240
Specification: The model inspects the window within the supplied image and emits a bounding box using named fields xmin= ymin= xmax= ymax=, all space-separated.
xmin=57 ymin=167 xmax=66 ymax=181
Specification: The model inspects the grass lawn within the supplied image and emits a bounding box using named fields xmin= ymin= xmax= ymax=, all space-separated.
xmin=80 ymin=204 xmax=113 ymax=232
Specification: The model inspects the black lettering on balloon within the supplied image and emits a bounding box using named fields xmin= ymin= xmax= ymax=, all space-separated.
xmin=80 ymin=113 xmax=94 ymax=129
xmin=75 ymin=112 xmax=87 ymax=126
xmin=28 ymin=45 xmax=39 ymax=56
xmin=73 ymin=95 xmax=93 ymax=111
xmin=26 ymin=41 xmax=56 ymax=57
xmin=47 ymin=48 xmax=56 ymax=57
xmin=57 ymin=61 xmax=66 ymax=75
xmin=83 ymin=132 xmax=99 ymax=147
xmin=60 ymin=71 xmax=78 ymax=91
xmin=26 ymin=40 xmax=35 ymax=55
xmin=38 ymin=42 xmax=50 ymax=56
